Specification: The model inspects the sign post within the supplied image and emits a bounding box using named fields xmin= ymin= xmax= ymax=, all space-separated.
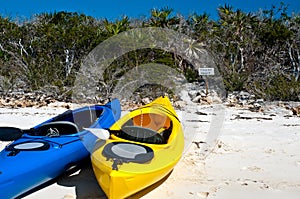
xmin=198 ymin=68 xmax=215 ymax=95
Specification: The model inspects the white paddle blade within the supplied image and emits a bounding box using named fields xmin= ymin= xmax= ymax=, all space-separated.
xmin=84 ymin=128 xmax=110 ymax=140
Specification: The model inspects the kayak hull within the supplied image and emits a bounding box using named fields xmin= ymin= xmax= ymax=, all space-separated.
xmin=91 ymin=96 xmax=184 ymax=199
xmin=0 ymin=136 xmax=90 ymax=198
xmin=92 ymin=151 xmax=180 ymax=199
xmin=0 ymin=99 xmax=121 ymax=199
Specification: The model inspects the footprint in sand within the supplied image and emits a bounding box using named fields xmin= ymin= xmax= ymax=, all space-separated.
xmin=197 ymin=192 xmax=209 ymax=198
xmin=63 ymin=194 xmax=76 ymax=199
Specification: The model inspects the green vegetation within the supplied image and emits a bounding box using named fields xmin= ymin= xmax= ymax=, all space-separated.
xmin=0 ymin=5 xmax=299 ymax=101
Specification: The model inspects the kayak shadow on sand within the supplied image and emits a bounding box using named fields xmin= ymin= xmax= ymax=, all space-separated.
xmin=56 ymin=158 xmax=107 ymax=199
xmin=17 ymin=157 xmax=172 ymax=199
xmin=129 ymin=170 xmax=173 ymax=199
xmin=58 ymin=160 xmax=173 ymax=199
xmin=16 ymin=157 xmax=106 ymax=199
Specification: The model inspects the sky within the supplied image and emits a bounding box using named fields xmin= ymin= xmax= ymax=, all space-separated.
xmin=0 ymin=0 xmax=299 ymax=21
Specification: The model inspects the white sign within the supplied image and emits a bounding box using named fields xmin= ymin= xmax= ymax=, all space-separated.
xmin=198 ymin=68 xmax=215 ymax=76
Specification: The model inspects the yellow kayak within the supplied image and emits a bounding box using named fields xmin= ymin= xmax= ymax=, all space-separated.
xmin=91 ymin=96 xmax=184 ymax=199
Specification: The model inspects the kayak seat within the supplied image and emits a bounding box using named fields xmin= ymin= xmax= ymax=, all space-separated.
xmin=132 ymin=113 xmax=171 ymax=132
xmin=121 ymin=115 xmax=172 ymax=144
xmin=35 ymin=121 xmax=79 ymax=136
xmin=118 ymin=126 xmax=164 ymax=144
xmin=159 ymin=121 xmax=173 ymax=144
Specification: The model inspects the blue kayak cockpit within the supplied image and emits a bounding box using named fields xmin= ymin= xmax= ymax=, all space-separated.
xmin=33 ymin=121 xmax=79 ymax=137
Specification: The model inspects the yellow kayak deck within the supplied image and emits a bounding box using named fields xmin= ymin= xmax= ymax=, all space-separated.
xmin=91 ymin=96 xmax=184 ymax=199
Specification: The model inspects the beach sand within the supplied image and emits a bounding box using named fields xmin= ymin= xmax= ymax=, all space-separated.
xmin=0 ymin=103 xmax=299 ymax=199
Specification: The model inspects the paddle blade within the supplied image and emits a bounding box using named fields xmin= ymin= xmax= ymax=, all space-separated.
xmin=0 ymin=127 xmax=24 ymax=141
xmin=84 ymin=128 xmax=110 ymax=140
xmin=106 ymin=98 xmax=121 ymax=121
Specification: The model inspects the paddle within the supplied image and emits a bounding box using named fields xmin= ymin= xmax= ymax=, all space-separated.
xmin=108 ymin=98 xmax=121 ymax=122
xmin=84 ymin=128 xmax=110 ymax=140
xmin=0 ymin=127 xmax=25 ymax=141
xmin=0 ymin=126 xmax=112 ymax=142
xmin=0 ymin=99 xmax=120 ymax=142
xmin=80 ymin=99 xmax=120 ymax=141
xmin=0 ymin=126 xmax=112 ymax=141
xmin=84 ymin=126 xmax=164 ymax=144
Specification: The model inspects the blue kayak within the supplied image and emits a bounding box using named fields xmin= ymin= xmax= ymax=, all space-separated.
xmin=0 ymin=99 xmax=121 ymax=199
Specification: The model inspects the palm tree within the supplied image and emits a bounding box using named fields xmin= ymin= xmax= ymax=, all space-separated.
xmin=103 ymin=16 xmax=130 ymax=35
xmin=149 ymin=7 xmax=179 ymax=28
xmin=188 ymin=13 xmax=211 ymax=40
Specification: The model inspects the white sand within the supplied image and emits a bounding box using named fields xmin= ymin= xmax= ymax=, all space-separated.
xmin=0 ymin=103 xmax=299 ymax=199
xmin=142 ymin=106 xmax=300 ymax=199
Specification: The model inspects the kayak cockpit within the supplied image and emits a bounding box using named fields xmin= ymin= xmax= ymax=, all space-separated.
xmin=28 ymin=107 xmax=104 ymax=136
xmin=113 ymin=113 xmax=173 ymax=144
xmin=34 ymin=121 xmax=79 ymax=136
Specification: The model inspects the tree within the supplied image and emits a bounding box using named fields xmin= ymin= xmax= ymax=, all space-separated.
xmin=0 ymin=6 xmax=299 ymax=102
xmin=149 ymin=7 xmax=179 ymax=28
xmin=209 ymin=5 xmax=259 ymax=91
xmin=103 ymin=16 xmax=130 ymax=36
